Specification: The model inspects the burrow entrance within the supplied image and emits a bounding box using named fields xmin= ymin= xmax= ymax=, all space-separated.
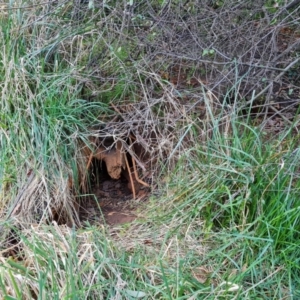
xmin=77 ymin=137 xmax=151 ymax=226
xmin=0 ymin=136 xmax=152 ymax=258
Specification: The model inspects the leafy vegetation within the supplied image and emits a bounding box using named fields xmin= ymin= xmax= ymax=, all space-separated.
xmin=0 ymin=0 xmax=300 ymax=299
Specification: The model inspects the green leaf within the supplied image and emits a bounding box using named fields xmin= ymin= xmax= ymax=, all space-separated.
xmin=88 ymin=0 xmax=94 ymax=9
xmin=202 ymin=49 xmax=209 ymax=56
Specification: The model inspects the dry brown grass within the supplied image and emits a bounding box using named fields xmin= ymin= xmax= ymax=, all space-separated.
xmin=0 ymin=2 xmax=300 ymax=297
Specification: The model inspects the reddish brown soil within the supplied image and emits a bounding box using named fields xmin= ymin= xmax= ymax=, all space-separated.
xmin=79 ymin=171 xmax=150 ymax=226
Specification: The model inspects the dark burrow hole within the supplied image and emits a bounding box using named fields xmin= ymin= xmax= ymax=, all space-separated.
xmin=78 ymin=157 xmax=134 ymax=224
xmin=89 ymin=156 xmax=132 ymax=196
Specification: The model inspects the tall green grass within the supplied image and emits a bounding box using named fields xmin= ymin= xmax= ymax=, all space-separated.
xmin=0 ymin=1 xmax=110 ymax=221
xmin=0 ymin=1 xmax=300 ymax=299
xmin=156 ymin=117 xmax=300 ymax=298
xmin=2 ymin=124 xmax=299 ymax=299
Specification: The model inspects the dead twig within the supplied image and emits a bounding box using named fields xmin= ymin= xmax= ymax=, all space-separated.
xmin=129 ymin=137 xmax=150 ymax=188
xmin=124 ymin=153 xmax=136 ymax=199
xmin=241 ymin=57 xmax=300 ymax=110
xmin=111 ymin=103 xmax=123 ymax=115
